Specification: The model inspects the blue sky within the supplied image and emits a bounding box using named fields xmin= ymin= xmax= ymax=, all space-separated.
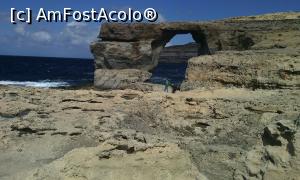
xmin=0 ymin=0 xmax=299 ymax=58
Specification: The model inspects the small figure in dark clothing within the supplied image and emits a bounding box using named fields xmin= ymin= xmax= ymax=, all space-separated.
xmin=164 ymin=79 xmax=172 ymax=92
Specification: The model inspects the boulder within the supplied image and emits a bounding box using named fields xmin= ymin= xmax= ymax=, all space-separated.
xmin=94 ymin=69 xmax=152 ymax=90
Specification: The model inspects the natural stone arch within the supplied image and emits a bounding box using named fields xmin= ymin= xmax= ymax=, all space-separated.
xmin=151 ymin=30 xmax=211 ymax=68
xmin=90 ymin=20 xmax=299 ymax=90
xmin=90 ymin=23 xmax=218 ymax=89
xmin=91 ymin=23 xmax=214 ymax=72
xmin=90 ymin=22 xmax=235 ymax=89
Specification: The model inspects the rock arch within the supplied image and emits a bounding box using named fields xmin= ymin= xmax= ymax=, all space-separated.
xmin=92 ymin=21 xmax=287 ymax=89
xmin=90 ymin=23 xmax=213 ymax=72
xmin=151 ymin=30 xmax=210 ymax=68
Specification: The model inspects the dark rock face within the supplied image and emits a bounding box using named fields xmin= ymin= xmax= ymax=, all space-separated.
xmin=91 ymin=17 xmax=300 ymax=89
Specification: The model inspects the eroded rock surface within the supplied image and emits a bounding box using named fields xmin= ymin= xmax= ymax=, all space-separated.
xmin=182 ymin=50 xmax=300 ymax=90
xmin=0 ymin=86 xmax=299 ymax=179
xmin=94 ymin=69 xmax=152 ymax=90
xmin=22 ymin=141 xmax=205 ymax=180
xmin=234 ymin=117 xmax=300 ymax=180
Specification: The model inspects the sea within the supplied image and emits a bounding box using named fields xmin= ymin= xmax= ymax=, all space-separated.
xmin=0 ymin=55 xmax=187 ymax=88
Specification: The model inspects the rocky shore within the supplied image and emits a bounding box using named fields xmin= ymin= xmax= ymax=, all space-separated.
xmin=0 ymin=85 xmax=299 ymax=179
xmin=0 ymin=12 xmax=300 ymax=180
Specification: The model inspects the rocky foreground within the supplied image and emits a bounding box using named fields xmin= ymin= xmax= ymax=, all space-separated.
xmin=1 ymin=12 xmax=300 ymax=180
xmin=0 ymin=85 xmax=299 ymax=179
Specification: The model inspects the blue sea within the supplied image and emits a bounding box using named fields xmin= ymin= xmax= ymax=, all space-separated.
xmin=0 ymin=55 xmax=94 ymax=88
xmin=0 ymin=55 xmax=187 ymax=88
xmin=149 ymin=62 xmax=188 ymax=88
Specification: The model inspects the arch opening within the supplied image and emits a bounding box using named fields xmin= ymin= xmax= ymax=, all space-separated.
xmin=148 ymin=30 xmax=210 ymax=90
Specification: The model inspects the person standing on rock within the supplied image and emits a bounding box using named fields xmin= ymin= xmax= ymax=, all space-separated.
xmin=164 ymin=79 xmax=172 ymax=92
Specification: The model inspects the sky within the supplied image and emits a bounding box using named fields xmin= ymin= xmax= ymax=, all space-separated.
xmin=0 ymin=0 xmax=299 ymax=58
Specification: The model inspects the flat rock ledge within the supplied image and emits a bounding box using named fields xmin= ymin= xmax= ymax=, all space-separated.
xmin=0 ymin=85 xmax=299 ymax=179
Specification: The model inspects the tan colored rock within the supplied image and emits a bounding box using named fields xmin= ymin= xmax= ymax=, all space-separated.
xmin=94 ymin=69 xmax=151 ymax=90
xmin=236 ymin=119 xmax=300 ymax=180
xmin=227 ymin=12 xmax=300 ymax=21
xmin=99 ymin=23 xmax=163 ymax=41
xmin=22 ymin=142 xmax=206 ymax=180
xmin=0 ymin=85 xmax=299 ymax=180
xmin=182 ymin=50 xmax=300 ymax=90
xmin=91 ymin=41 xmax=154 ymax=70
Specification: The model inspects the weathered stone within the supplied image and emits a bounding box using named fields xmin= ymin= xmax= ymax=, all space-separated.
xmin=91 ymin=41 xmax=154 ymax=70
xmin=0 ymin=84 xmax=299 ymax=179
xmin=236 ymin=117 xmax=300 ymax=180
xmin=21 ymin=142 xmax=206 ymax=180
xmin=94 ymin=69 xmax=151 ymax=90
xmin=99 ymin=23 xmax=163 ymax=41
xmin=181 ymin=50 xmax=300 ymax=90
